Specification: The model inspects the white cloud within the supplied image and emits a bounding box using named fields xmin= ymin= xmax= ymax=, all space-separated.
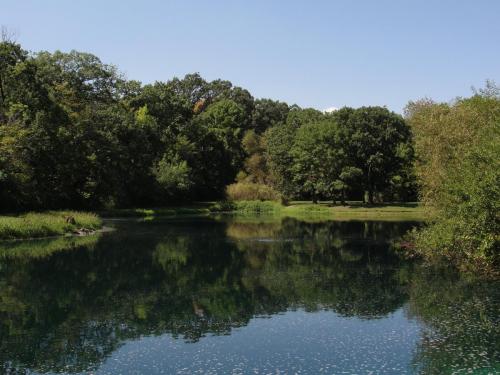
xmin=323 ymin=106 xmax=338 ymax=113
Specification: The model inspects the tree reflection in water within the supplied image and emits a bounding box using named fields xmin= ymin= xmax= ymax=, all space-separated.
xmin=0 ymin=217 xmax=498 ymax=373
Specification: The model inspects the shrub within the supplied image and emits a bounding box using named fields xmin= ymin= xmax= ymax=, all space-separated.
xmin=208 ymin=201 xmax=236 ymax=212
xmin=406 ymin=87 xmax=500 ymax=274
xmin=209 ymin=200 xmax=282 ymax=214
xmin=226 ymin=182 xmax=280 ymax=201
xmin=232 ymin=201 xmax=282 ymax=214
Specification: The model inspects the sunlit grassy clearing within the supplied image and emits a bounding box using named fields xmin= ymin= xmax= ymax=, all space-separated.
xmin=282 ymin=202 xmax=427 ymax=221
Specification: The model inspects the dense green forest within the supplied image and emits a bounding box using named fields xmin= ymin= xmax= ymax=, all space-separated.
xmin=0 ymin=40 xmax=416 ymax=210
xmin=0 ymin=39 xmax=498 ymax=272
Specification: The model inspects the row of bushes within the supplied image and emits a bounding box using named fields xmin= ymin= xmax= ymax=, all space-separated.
xmin=209 ymin=200 xmax=282 ymax=214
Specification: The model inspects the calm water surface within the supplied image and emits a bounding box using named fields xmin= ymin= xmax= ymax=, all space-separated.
xmin=0 ymin=216 xmax=498 ymax=374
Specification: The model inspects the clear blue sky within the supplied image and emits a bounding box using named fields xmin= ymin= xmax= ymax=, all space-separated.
xmin=2 ymin=0 xmax=499 ymax=112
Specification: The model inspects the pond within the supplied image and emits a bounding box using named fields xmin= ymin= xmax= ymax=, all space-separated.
xmin=0 ymin=216 xmax=498 ymax=374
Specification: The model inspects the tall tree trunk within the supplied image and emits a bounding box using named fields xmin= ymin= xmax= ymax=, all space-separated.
xmin=368 ymin=188 xmax=374 ymax=205
xmin=366 ymin=169 xmax=374 ymax=205
xmin=366 ymin=171 xmax=374 ymax=204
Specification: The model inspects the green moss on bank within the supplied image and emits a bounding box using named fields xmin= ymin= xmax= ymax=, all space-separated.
xmin=0 ymin=211 xmax=102 ymax=240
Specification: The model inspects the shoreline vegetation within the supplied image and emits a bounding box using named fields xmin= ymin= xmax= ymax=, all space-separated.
xmin=0 ymin=37 xmax=497 ymax=275
xmin=0 ymin=201 xmax=426 ymax=241
xmin=0 ymin=211 xmax=102 ymax=240
xmin=2 ymin=202 xmax=498 ymax=279
xmin=99 ymin=201 xmax=427 ymax=221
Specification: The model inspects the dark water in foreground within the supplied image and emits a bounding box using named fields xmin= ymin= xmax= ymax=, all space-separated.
xmin=0 ymin=217 xmax=498 ymax=374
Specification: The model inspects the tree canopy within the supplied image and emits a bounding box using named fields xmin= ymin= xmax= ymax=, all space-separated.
xmin=0 ymin=41 xmax=417 ymax=210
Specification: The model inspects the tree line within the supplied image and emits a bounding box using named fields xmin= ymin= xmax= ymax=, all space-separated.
xmin=0 ymin=39 xmax=497 ymax=271
xmin=0 ymin=40 xmax=416 ymax=210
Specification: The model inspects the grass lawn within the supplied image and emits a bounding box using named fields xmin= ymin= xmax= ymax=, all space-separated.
xmin=282 ymin=201 xmax=427 ymax=221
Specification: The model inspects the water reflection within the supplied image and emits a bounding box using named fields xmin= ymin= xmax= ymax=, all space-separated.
xmin=0 ymin=217 xmax=498 ymax=374
xmin=408 ymin=267 xmax=499 ymax=374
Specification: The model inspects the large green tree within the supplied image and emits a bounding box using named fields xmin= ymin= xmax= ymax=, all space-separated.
xmin=195 ymin=99 xmax=246 ymax=173
xmin=333 ymin=106 xmax=413 ymax=203
xmin=251 ymin=98 xmax=289 ymax=134
xmin=290 ymin=119 xmax=343 ymax=203
xmin=265 ymin=107 xmax=327 ymax=200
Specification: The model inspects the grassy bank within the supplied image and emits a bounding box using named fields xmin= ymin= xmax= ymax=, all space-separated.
xmin=101 ymin=201 xmax=427 ymax=221
xmin=282 ymin=202 xmax=427 ymax=221
xmin=0 ymin=202 xmax=425 ymax=244
xmin=0 ymin=211 xmax=102 ymax=240
xmin=209 ymin=200 xmax=426 ymax=221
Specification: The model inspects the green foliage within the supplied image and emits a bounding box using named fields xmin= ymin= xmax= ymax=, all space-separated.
xmin=265 ymin=107 xmax=329 ymax=200
xmin=265 ymin=106 xmax=414 ymax=204
xmin=153 ymin=156 xmax=191 ymax=195
xmin=241 ymin=129 xmax=262 ymax=155
xmin=195 ymin=99 xmax=246 ymax=171
xmin=406 ymin=86 xmax=500 ymax=273
xmin=251 ymin=98 xmax=289 ymax=133
xmin=206 ymin=201 xmax=236 ymax=212
xmin=230 ymin=200 xmax=282 ymax=214
xmin=332 ymin=106 xmax=414 ymax=203
xmin=265 ymin=122 xmax=298 ymax=198
xmin=226 ymin=182 xmax=281 ymax=201
xmin=290 ymin=119 xmax=343 ymax=202
xmin=206 ymin=200 xmax=283 ymax=214
xmin=286 ymin=107 xmax=325 ymax=127
xmin=0 ymin=40 xmax=416 ymax=213
xmin=0 ymin=211 xmax=101 ymax=239
xmin=237 ymin=130 xmax=270 ymax=184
